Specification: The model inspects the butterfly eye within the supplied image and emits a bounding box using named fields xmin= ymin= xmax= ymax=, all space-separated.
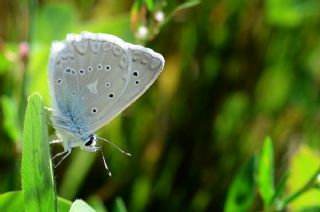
xmin=84 ymin=135 xmax=95 ymax=147
xmin=85 ymin=139 xmax=93 ymax=146
xmin=105 ymin=82 xmax=111 ymax=87
xmin=135 ymin=80 xmax=140 ymax=85
xmin=88 ymin=66 xmax=93 ymax=72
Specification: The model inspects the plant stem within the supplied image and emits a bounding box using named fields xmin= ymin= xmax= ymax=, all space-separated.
xmin=282 ymin=166 xmax=320 ymax=207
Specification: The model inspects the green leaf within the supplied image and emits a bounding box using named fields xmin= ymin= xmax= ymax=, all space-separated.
xmin=272 ymin=170 xmax=289 ymax=204
xmin=144 ymin=0 xmax=154 ymax=12
xmin=57 ymin=197 xmax=73 ymax=212
xmin=257 ymin=137 xmax=275 ymax=208
xmin=113 ymin=197 xmax=127 ymax=212
xmin=174 ymin=0 xmax=201 ymax=12
xmin=21 ymin=93 xmax=57 ymax=212
xmin=285 ymin=145 xmax=320 ymax=210
xmin=69 ymin=199 xmax=95 ymax=212
xmin=0 ymin=191 xmax=72 ymax=212
xmin=224 ymin=156 xmax=256 ymax=212
xmin=0 ymin=191 xmax=23 ymax=211
xmin=163 ymin=0 xmax=201 ymax=26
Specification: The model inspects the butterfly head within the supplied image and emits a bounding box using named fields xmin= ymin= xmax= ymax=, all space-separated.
xmin=82 ymin=134 xmax=97 ymax=149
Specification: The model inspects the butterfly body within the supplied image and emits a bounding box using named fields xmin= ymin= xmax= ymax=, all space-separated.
xmin=48 ymin=32 xmax=164 ymax=170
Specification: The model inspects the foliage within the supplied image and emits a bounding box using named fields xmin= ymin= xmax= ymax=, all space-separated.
xmin=0 ymin=0 xmax=320 ymax=211
xmin=224 ymin=156 xmax=256 ymax=212
xmin=224 ymin=137 xmax=320 ymax=211
xmin=21 ymin=93 xmax=56 ymax=211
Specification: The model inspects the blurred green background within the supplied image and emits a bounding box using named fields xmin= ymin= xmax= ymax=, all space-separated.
xmin=1 ymin=0 xmax=320 ymax=211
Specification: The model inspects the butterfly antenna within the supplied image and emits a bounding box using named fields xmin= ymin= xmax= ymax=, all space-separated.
xmin=96 ymin=136 xmax=131 ymax=157
xmin=99 ymin=147 xmax=112 ymax=176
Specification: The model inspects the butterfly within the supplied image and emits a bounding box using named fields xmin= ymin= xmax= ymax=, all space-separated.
xmin=48 ymin=32 xmax=165 ymax=175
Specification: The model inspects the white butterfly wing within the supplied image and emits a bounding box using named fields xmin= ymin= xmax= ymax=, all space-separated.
xmin=49 ymin=32 xmax=164 ymax=134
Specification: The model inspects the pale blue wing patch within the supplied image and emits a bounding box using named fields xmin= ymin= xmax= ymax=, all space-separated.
xmin=49 ymin=42 xmax=89 ymax=129
xmin=50 ymin=38 xmax=92 ymax=127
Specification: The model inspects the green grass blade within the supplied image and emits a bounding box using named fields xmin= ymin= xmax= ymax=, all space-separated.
xmin=21 ymin=93 xmax=57 ymax=212
xmin=272 ymin=170 xmax=289 ymax=205
xmin=0 ymin=191 xmax=24 ymax=211
xmin=224 ymin=156 xmax=256 ymax=212
xmin=0 ymin=191 xmax=72 ymax=212
xmin=162 ymin=0 xmax=201 ymax=26
xmin=174 ymin=0 xmax=201 ymax=12
xmin=257 ymin=136 xmax=275 ymax=209
xmin=57 ymin=197 xmax=73 ymax=212
xmin=144 ymin=0 xmax=154 ymax=12
xmin=113 ymin=197 xmax=127 ymax=212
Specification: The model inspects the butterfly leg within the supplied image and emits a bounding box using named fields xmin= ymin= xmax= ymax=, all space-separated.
xmin=50 ymin=139 xmax=62 ymax=144
xmin=52 ymin=145 xmax=72 ymax=168
xmin=52 ymin=150 xmax=66 ymax=160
